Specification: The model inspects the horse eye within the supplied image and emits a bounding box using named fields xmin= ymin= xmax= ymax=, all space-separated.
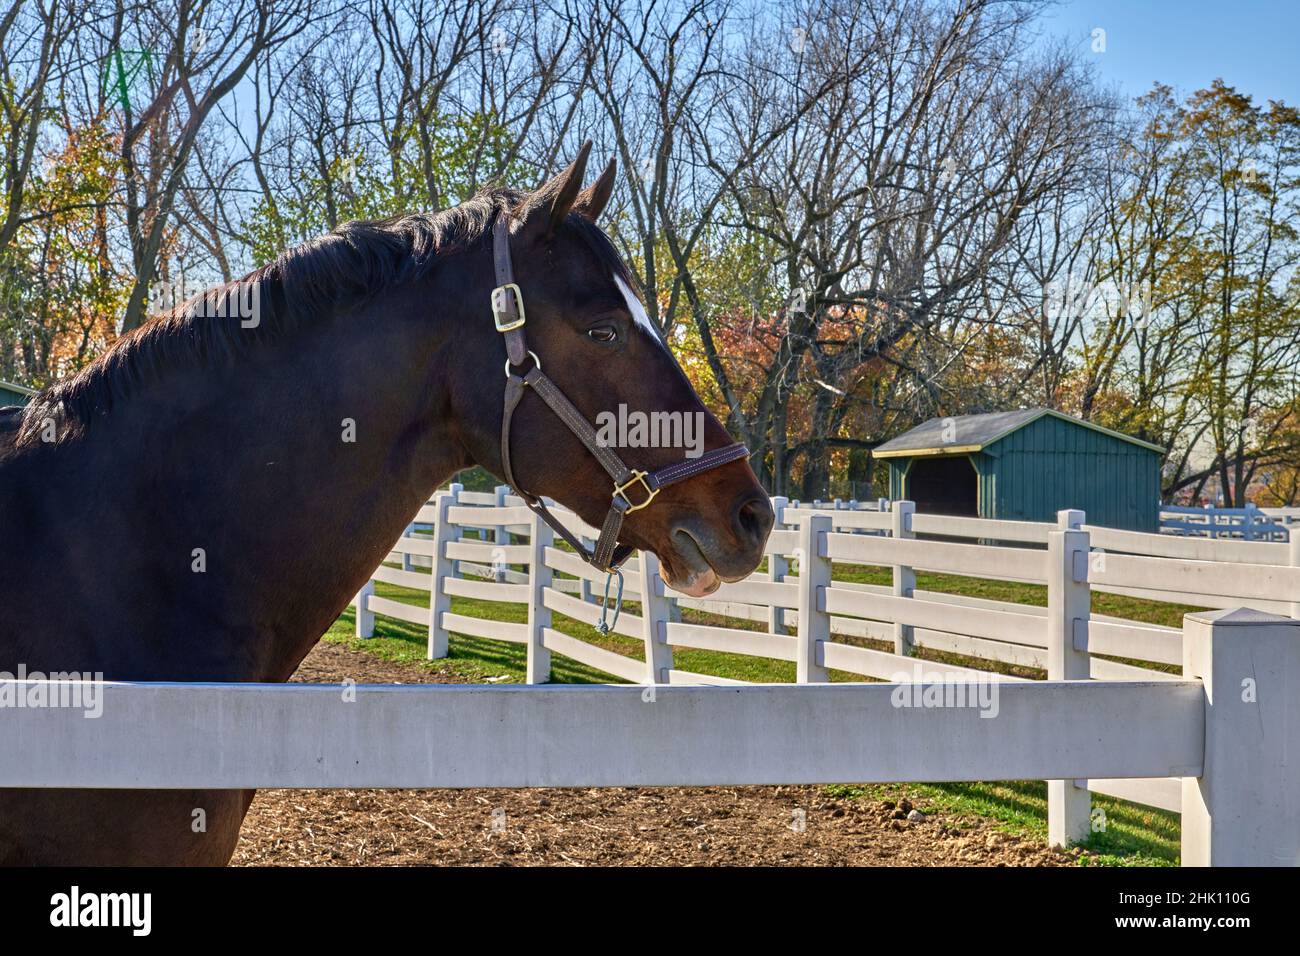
xmin=587 ymin=325 xmax=618 ymax=343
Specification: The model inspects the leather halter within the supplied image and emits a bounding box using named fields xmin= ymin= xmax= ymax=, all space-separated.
xmin=492 ymin=215 xmax=749 ymax=573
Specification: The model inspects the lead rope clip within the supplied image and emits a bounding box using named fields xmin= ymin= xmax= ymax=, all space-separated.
xmin=596 ymin=568 xmax=625 ymax=636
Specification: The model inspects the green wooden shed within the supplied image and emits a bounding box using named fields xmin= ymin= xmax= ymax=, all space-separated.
xmin=0 ymin=380 xmax=35 ymax=407
xmin=874 ymin=408 xmax=1165 ymax=532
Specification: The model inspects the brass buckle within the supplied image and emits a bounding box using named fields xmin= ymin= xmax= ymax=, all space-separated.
xmin=613 ymin=470 xmax=659 ymax=513
xmin=492 ymin=283 xmax=526 ymax=332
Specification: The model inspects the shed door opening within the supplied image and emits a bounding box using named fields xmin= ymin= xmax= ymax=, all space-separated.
xmin=905 ymin=455 xmax=978 ymax=517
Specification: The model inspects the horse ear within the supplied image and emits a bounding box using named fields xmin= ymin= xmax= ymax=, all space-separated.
xmin=574 ymin=158 xmax=617 ymax=222
xmin=522 ymin=141 xmax=592 ymax=237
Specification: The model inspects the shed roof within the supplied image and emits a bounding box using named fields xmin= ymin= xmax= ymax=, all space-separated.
xmin=873 ymin=408 xmax=1165 ymax=459
xmin=0 ymin=379 xmax=36 ymax=402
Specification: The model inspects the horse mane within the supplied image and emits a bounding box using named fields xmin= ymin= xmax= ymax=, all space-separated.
xmin=16 ymin=185 xmax=633 ymax=446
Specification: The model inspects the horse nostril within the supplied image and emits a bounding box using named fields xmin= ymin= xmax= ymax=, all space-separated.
xmin=734 ymin=492 xmax=775 ymax=546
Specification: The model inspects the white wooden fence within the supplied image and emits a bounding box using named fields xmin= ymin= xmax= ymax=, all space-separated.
xmin=5 ymin=490 xmax=1300 ymax=866
xmin=1161 ymin=503 xmax=1297 ymax=540
xmin=342 ymin=486 xmax=1300 ymax=862
xmin=2 ymin=604 xmax=1295 ymax=867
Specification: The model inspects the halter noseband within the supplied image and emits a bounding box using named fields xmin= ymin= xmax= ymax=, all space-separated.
xmin=492 ymin=215 xmax=749 ymax=580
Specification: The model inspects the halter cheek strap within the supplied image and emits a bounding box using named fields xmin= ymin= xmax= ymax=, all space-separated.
xmin=491 ymin=215 xmax=749 ymax=574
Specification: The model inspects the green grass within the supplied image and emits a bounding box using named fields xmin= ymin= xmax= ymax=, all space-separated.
xmin=823 ymin=781 xmax=1179 ymax=865
xmin=832 ymin=562 xmax=1203 ymax=630
xmin=326 ymin=557 xmax=1198 ymax=865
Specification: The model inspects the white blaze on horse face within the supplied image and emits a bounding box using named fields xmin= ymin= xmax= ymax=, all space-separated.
xmin=614 ymin=273 xmax=665 ymax=350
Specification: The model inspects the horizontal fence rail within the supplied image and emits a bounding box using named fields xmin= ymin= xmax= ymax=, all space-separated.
xmin=1 ymin=680 xmax=1204 ymax=789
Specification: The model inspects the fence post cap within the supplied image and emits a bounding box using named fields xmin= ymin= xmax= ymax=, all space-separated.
xmin=1056 ymin=508 xmax=1085 ymax=529
xmin=1185 ymin=606 xmax=1300 ymax=628
xmin=803 ymin=512 xmax=833 ymax=539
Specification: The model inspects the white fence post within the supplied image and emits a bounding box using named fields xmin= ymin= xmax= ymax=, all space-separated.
xmin=768 ymin=496 xmax=790 ymax=634
xmin=355 ymin=580 xmax=375 ymax=638
xmin=493 ymin=485 xmax=509 ymax=582
xmin=891 ymin=500 xmax=916 ymax=655
xmin=1047 ymin=509 xmax=1091 ymax=847
xmin=1181 ymin=607 xmax=1300 ymax=866
xmin=796 ymin=514 xmax=831 ymax=683
xmin=1289 ymin=527 xmax=1300 ymax=621
xmin=525 ymin=512 xmax=552 ymax=683
xmin=637 ymin=550 xmax=675 ymax=683
xmin=427 ymin=490 xmax=456 ymax=660
xmin=445 ymin=482 xmax=463 ymax=578
xmin=401 ymin=522 xmax=416 ymax=571
xmin=578 ymin=534 xmax=594 ymax=603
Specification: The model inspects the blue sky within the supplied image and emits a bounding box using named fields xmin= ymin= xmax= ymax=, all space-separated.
xmin=1040 ymin=0 xmax=1298 ymax=107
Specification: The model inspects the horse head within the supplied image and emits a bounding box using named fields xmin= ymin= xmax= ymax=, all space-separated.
xmin=450 ymin=144 xmax=773 ymax=596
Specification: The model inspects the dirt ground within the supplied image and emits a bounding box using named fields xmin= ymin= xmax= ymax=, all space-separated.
xmin=231 ymin=641 xmax=1087 ymax=866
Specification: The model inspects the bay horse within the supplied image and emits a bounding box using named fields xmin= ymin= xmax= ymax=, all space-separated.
xmin=0 ymin=143 xmax=773 ymax=865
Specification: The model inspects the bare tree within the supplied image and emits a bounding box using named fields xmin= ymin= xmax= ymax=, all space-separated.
xmin=690 ymin=0 xmax=1112 ymax=494
xmin=97 ymin=0 xmax=320 ymax=333
xmin=0 ymin=0 xmax=78 ymax=250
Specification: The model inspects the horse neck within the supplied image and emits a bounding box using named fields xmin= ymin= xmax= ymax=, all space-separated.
xmin=66 ymin=283 xmax=472 ymax=680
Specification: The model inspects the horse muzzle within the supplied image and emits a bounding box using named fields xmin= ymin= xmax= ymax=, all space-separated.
xmin=659 ymin=490 xmax=774 ymax=596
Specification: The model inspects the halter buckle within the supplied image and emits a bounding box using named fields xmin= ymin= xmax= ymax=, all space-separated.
xmin=491 ymin=283 xmax=526 ymax=332
xmin=613 ymin=470 xmax=659 ymax=513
